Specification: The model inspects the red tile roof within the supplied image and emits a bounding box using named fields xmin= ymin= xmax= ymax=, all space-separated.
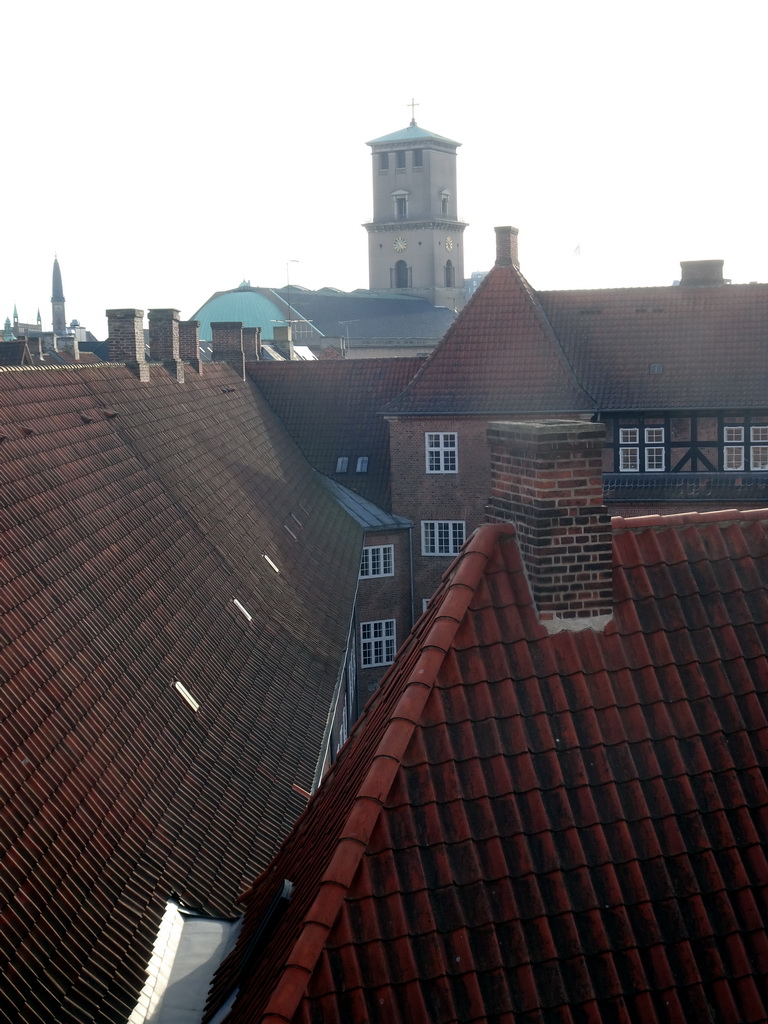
xmin=539 ymin=282 xmax=768 ymax=409
xmin=383 ymin=264 xmax=595 ymax=416
xmin=248 ymin=358 xmax=425 ymax=509
xmin=209 ymin=509 xmax=768 ymax=1024
xmin=0 ymin=362 xmax=362 ymax=1024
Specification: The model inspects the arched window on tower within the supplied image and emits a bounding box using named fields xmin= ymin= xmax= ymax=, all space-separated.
xmin=392 ymin=261 xmax=411 ymax=288
xmin=445 ymin=260 xmax=455 ymax=288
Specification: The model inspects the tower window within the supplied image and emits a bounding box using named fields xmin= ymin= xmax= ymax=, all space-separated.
xmin=412 ymin=149 xmax=423 ymax=167
xmin=392 ymin=261 xmax=411 ymax=288
xmin=379 ymin=152 xmax=389 ymax=172
xmin=444 ymin=261 xmax=455 ymax=288
xmin=440 ymin=189 xmax=450 ymax=216
xmin=395 ymin=196 xmax=407 ymax=219
xmin=396 ymin=150 xmax=406 ymax=170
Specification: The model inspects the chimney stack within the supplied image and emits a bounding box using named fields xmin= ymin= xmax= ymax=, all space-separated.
xmin=679 ymin=260 xmax=725 ymax=286
xmin=486 ymin=420 xmax=612 ymax=629
xmin=211 ymin=321 xmax=245 ymax=379
xmin=179 ymin=319 xmax=203 ymax=372
xmin=148 ymin=308 xmax=184 ymax=382
xmin=242 ymin=326 xmax=262 ymax=361
xmin=107 ymin=309 xmax=150 ymax=382
xmin=494 ymin=226 xmax=520 ymax=268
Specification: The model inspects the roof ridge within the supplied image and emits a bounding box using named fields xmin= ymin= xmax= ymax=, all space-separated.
xmin=612 ymin=507 xmax=768 ymax=530
xmin=259 ymin=524 xmax=511 ymax=1024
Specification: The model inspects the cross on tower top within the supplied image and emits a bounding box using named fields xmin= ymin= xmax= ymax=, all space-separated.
xmin=407 ymin=97 xmax=419 ymax=125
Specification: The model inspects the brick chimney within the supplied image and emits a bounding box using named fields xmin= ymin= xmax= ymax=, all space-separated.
xmin=179 ymin=319 xmax=203 ymax=373
xmin=243 ymin=326 xmax=262 ymax=361
xmin=679 ymin=260 xmax=725 ymax=286
xmin=107 ymin=309 xmax=150 ymax=382
xmin=486 ymin=420 xmax=612 ymax=629
xmin=211 ymin=321 xmax=245 ymax=380
xmin=148 ymin=308 xmax=184 ymax=382
xmin=494 ymin=226 xmax=520 ymax=268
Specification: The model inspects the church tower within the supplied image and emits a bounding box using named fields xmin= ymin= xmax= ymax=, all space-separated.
xmin=51 ymin=257 xmax=66 ymax=335
xmin=364 ymin=114 xmax=467 ymax=310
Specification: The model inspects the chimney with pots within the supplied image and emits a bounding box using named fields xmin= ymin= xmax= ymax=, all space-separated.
xmin=179 ymin=319 xmax=203 ymax=373
xmin=679 ymin=259 xmax=725 ymax=286
xmin=494 ymin=226 xmax=520 ymax=268
xmin=148 ymin=308 xmax=185 ymax=383
xmin=485 ymin=420 xmax=612 ymax=629
xmin=211 ymin=321 xmax=245 ymax=380
xmin=107 ymin=309 xmax=150 ymax=382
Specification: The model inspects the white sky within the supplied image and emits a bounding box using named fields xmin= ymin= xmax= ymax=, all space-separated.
xmin=3 ymin=0 xmax=766 ymax=340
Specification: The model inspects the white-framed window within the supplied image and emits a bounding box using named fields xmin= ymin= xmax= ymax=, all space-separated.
xmin=619 ymin=428 xmax=639 ymax=444
xmin=751 ymin=446 xmax=768 ymax=470
xmin=724 ymin=446 xmax=744 ymax=471
xmin=356 ymin=456 xmax=369 ymax=473
xmin=425 ymin=432 xmax=458 ymax=473
xmin=645 ymin=447 xmax=665 ymax=471
xmin=335 ymin=457 xmax=348 ymax=473
xmin=359 ymin=545 xmax=394 ymax=579
xmin=422 ymin=520 xmax=465 ymax=555
xmin=645 ymin=427 xmax=664 ymax=444
xmin=724 ymin=426 xmax=744 ymax=443
xmin=619 ymin=447 xmax=639 ymax=472
xmin=751 ymin=426 xmax=768 ymax=442
xmin=360 ymin=619 xmax=396 ymax=667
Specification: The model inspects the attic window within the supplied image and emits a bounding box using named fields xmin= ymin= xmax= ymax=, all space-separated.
xmin=335 ymin=457 xmax=349 ymax=473
xmin=263 ymin=554 xmax=280 ymax=573
xmin=232 ymin=598 xmax=252 ymax=622
xmin=173 ymin=681 xmax=200 ymax=712
xmin=356 ymin=456 xmax=369 ymax=473
xmin=649 ymin=363 xmax=663 ymax=374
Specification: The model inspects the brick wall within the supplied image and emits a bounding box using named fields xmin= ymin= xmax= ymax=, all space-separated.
xmin=388 ymin=415 xmax=492 ymax=606
xmin=486 ymin=420 xmax=612 ymax=624
xmin=107 ymin=309 xmax=150 ymax=382
xmin=355 ymin=527 xmax=412 ymax=712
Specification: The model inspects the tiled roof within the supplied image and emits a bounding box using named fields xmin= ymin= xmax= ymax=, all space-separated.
xmin=249 ymin=359 xmax=425 ymax=509
xmin=538 ymin=281 xmax=768 ymax=409
xmin=208 ymin=510 xmax=768 ymax=1024
xmin=0 ymin=362 xmax=362 ymax=1024
xmin=383 ymin=263 xmax=595 ymax=416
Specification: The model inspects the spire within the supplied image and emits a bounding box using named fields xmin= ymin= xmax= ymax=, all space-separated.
xmin=51 ymin=256 xmax=66 ymax=335
xmin=52 ymin=257 xmax=65 ymax=302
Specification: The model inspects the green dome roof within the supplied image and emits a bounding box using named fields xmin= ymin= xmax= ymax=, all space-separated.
xmin=191 ymin=285 xmax=284 ymax=342
xmin=366 ymin=121 xmax=460 ymax=147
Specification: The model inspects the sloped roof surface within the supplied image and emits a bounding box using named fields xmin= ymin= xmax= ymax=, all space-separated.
xmin=191 ymin=287 xmax=285 ymax=342
xmin=366 ymin=122 xmax=460 ymax=147
xmin=0 ymin=362 xmax=362 ymax=1024
xmin=384 ymin=263 xmax=595 ymax=416
xmin=538 ymin=281 xmax=768 ymax=409
xmin=209 ymin=511 xmax=768 ymax=1024
xmin=249 ymin=358 xmax=425 ymax=509
xmin=271 ymin=288 xmax=455 ymax=342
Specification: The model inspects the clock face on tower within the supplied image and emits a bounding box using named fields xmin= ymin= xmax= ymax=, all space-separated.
xmin=445 ymin=236 xmax=454 ymax=251
xmin=393 ymin=237 xmax=407 ymax=253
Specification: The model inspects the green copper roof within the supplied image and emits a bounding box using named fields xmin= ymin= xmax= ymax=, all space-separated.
xmin=191 ymin=285 xmax=285 ymax=342
xmin=366 ymin=121 xmax=460 ymax=147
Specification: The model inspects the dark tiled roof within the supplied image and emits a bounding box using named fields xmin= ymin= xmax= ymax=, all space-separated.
xmin=270 ymin=289 xmax=456 ymax=342
xmin=384 ymin=263 xmax=595 ymax=416
xmin=209 ymin=511 xmax=768 ymax=1024
xmin=249 ymin=359 xmax=425 ymax=509
xmin=0 ymin=362 xmax=362 ymax=1024
xmin=0 ymin=340 xmax=33 ymax=366
xmin=540 ymin=281 xmax=768 ymax=409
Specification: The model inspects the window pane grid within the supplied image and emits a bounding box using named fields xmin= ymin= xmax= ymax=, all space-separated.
xmin=619 ymin=447 xmax=639 ymax=472
xmin=425 ymin=432 xmax=458 ymax=473
xmin=422 ymin=520 xmax=465 ymax=555
xmin=361 ymin=619 xmax=396 ymax=667
xmin=359 ymin=545 xmax=394 ymax=578
xmin=724 ymin=446 xmax=744 ymax=471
